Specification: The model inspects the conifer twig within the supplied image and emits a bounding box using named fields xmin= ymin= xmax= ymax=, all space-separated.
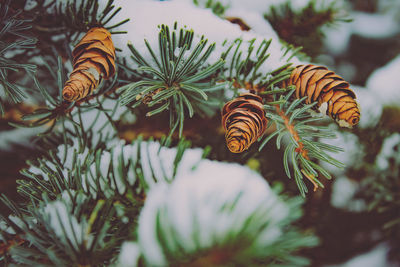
xmin=275 ymin=104 xmax=308 ymax=159
xmin=0 ymin=235 xmax=25 ymax=256
xmin=274 ymin=104 xmax=320 ymax=191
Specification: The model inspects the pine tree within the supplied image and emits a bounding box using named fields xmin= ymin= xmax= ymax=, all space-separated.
xmin=3 ymin=0 xmax=396 ymax=266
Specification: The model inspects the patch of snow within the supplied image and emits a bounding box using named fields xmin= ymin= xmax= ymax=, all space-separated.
xmin=223 ymin=8 xmax=280 ymax=39
xmin=335 ymin=62 xmax=357 ymax=83
xmin=24 ymin=0 xmax=54 ymax=11
xmin=318 ymin=102 xmax=328 ymax=115
xmin=354 ymin=86 xmax=382 ymax=128
xmin=367 ymin=54 xmax=400 ymax=106
xmin=337 ymin=119 xmax=352 ymax=128
xmin=376 ymin=133 xmax=400 ymax=170
xmin=42 ymin=200 xmax=90 ymax=250
xmin=200 ymin=0 xmax=343 ymax=14
xmin=323 ymin=23 xmax=353 ymax=56
xmin=319 ymin=126 xmax=364 ymax=176
xmin=119 ymin=110 xmax=137 ymax=124
xmin=116 ymin=242 xmax=141 ymax=267
xmin=2 ymin=217 xmax=17 ymax=235
xmin=378 ymin=0 xmax=400 ymax=20
xmin=83 ymin=140 xmax=174 ymax=198
xmin=27 ymin=137 xmax=205 ymax=200
xmin=24 ymin=0 xmax=38 ymax=10
xmin=0 ymin=220 xmax=16 ymax=235
xmin=0 ymin=127 xmax=43 ymax=151
xmin=323 ymin=9 xmax=400 ymax=56
xmin=138 ymin=158 xmax=288 ymax=266
xmin=61 ymin=97 xmax=127 ymax=145
xmin=351 ymin=12 xmax=400 ymax=39
xmin=325 ymin=243 xmax=395 ymax=267
xmin=330 ymin=176 xmax=366 ymax=212
xmin=82 ymin=0 xmax=304 ymax=76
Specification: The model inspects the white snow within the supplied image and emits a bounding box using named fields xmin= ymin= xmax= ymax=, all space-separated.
xmin=84 ymin=140 xmax=203 ymax=198
xmin=27 ymin=137 xmax=205 ymax=199
xmin=222 ymin=5 xmax=280 ymax=40
xmin=72 ymin=0 xmax=304 ymax=77
xmin=325 ymin=243 xmax=394 ymax=267
xmin=0 ymin=219 xmax=17 ymax=236
xmin=116 ymin=241 xmax=141 ymax=267
xmin=28 ymin=136 xmax=91 ymax=182
xmin=193 ymin=0 xmax=342 ymax=14
xmin=323 ymin=22 xmax=353 ymax=56
xmin=42 ymin=200 xmax=89 ymax=250
xmin=0 ymin=127 xmax=43 ymax=151
xmin=376 ymin=133 xmax=400 ymax=171
xmin=352 ymin=86 xmax=382 ymax=129
xmin=366 ymin=54 xmax=400 ymax=106
xmin=138 ymin=158 xmax=288 ymax=266
xmin=324 ymin=11 xmax=400 ymax=56
xmin=65 ymin=97 xmax=127 ymax=145
xmin=378 ymin=0 xmax=400 ymax=19
xmin=319 ymin=127 xmax=364 ymax=176
xmin=24 ymin=0 xmax=54 ymax=11
xmin=4 ymin=216 xmax=19 ymax=235
xmin=330 ymin=176 xmax=366 ymax=212
xmin=351 ymin=12 xmax=400 ymax=39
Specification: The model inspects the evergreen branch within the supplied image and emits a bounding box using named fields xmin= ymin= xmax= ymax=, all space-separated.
xmin=220 ymin=37 xmax=294 ymax=93
xmin=139 ymin=176 xmax=318 ymax=266
xmin=10 ymin=56 xmax=118 ymax=135
xmin=275 ymin=104 xmax=309 ymax=160
xmin=0 ymin=193 xmax=121 ymax=266
xmin=259 ymin=92 xmax=344 ymax=196
xmin=265 ymin=0 xmax=351 ymax=58
xmin=356 ymin=135 xmax=400 ymax=251
xmin=221 ymin=38 xmax=272 ymax=88
xmin=0 ymin=0 xmax=37 ymax=115
xmin=53 ymin=0 xmax=129 ymax=38
xmin=119 ymin=23 xmax=226 ymax=138
xmin=0 ymin=136 xmax=200 ymax=265
xmin=0 ymin=235 xmax=25 ymax=257
xmin=18 ymin=136 xmax=192 ymax=204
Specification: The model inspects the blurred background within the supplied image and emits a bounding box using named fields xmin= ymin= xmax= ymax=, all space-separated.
xmin=261 ymin=0 xmax=400 ymax=265
xmin=1 ymin=0 xmax=400 ymax=266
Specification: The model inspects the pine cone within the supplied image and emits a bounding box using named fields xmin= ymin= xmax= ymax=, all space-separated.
xmin=282 ymin=64 xmax=360 ymax=128
xmin=222 ymin=93 xmax=268 ymax=153
xmin=62 ymin=27 xmax=116 ymax=102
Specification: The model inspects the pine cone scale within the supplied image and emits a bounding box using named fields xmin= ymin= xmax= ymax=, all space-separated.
xmin=306 ymin=83 xmax=317 ymax=104
xmin=290 ymin=64 xmax=308 ymax=85
xmin=72 ymin=28 xmax=115 ymax=57
xmin=74 ymin=56 xmax=110 ymax=77
xmin=298 ymin=71 xmax=315 ymax=99
xmin=308 ymin=69 xmax=333 ymax=85
xmin=323 ymin=80 xmax=349 ymax=92
xmin=85 ymin=41 xmax=115 ymax=58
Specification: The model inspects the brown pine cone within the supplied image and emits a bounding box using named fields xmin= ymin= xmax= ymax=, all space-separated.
xmin=282 ymin=64 xmax=360 ymax=128
xmin=222 ymin=93 xmax=268 ymax=153
xmin=62 ymin=27 xmax=116 ymax=102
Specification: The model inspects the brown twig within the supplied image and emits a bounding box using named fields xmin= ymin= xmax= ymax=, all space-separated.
xmin=274 ymin=104 xmax=309 ymax=160
xmin=275 ymin=104 xmax=319 ymax=191
xmin=225 ymin=17 xmax=251 ymax=31
xmin=0 ymin=235 xmax=25 ymax=256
